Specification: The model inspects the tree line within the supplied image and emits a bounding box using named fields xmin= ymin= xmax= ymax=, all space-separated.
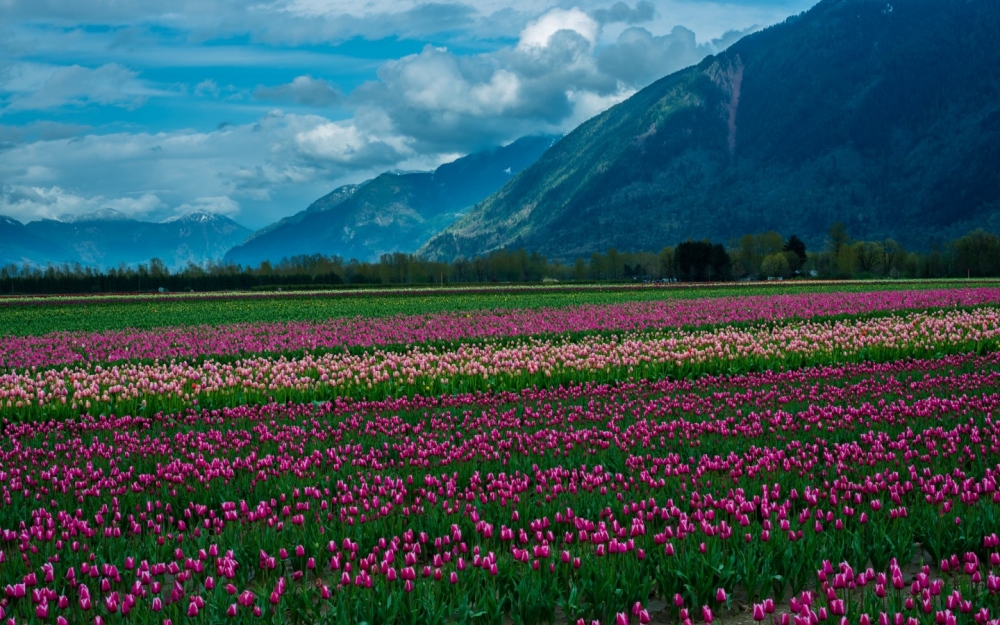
xmin=3 ymin=224 xmax=1000 ymax=294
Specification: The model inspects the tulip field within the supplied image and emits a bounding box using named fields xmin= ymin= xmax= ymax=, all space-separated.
xmin=2 ymin=283 xmax=1000 ymax=624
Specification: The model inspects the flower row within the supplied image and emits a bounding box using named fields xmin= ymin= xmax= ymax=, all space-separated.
xmin=2 ymin=307 xmax=999 ymax=420
xmin=3 ymin=287 xmax=998 ymax=369
xmin=1 ymin=353 xmax=999 ymax=622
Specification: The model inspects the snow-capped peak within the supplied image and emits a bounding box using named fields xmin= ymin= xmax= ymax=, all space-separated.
xmin=65 ymin=208 xmax=135 ymax=223
xmin=161 ymin=211 xmax=226 ymax=224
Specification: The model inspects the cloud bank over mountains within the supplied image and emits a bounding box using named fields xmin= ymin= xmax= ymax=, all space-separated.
xmin=0 ymin=0 xmax=815 ymax=228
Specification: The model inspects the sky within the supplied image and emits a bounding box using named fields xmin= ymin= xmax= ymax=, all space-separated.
xmin=0 ymin=0 xmax=817 ymax=229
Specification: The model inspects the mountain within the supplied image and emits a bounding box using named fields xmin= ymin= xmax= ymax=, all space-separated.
xmin=420 ymin=0 xmax=1000 ymax=261
xmin=239 ymin=184 xmax=362 ymax=246
xmin=12 ymin=210 xmax=252 ymax=269
xmin=224 ymin=135 xmax=558 ymax=265
xmin=0 ymin=215 xmax=73 ymax=267
xmin=63 ymin=208 xmax=136 ymax=223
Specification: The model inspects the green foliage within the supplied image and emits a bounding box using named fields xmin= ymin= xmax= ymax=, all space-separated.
xmin=783 ymin=235 xmax=807 ymax=266
xmin=953 ymin=229 xmax=1000 ymax=277
xmin=674 ymin=240 xmax=731 ymax=281
xmin=732 ymin=232 xmax=785 ymax=276
xmin=760 ymin=253 xmax=790 ymax=278
xmin=853 ymin=241 xmax=884 ymax=275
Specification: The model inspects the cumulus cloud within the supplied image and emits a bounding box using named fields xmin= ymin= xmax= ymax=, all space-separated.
xmin=344 ymin=5 xmax=746 ymax=155
xmin=0 ymin=63 xmax=162 ymax=112
xmin=592 ymin=1 xmax=655 ymax=25
xmin=3 ymin=0 xmax=795 ymax=51
xmin=0 ymin=186 xmax=99 ymax=222
xmin=255 ymin=76 xmax=342 ymax=107
xmin=0 ymin=185 xmax=165 ymax=223
xmin=518 ymin=8 xmax=599 ymax=50
xmin=349 ymin=7 xmax=639 ymax=153
xmin=0 ymin=0 xmax=811 ymax=226
xmin=173 ymin=195 xmax=240 ymax=218
xmin=293 ymin=119 xmax=407 ymax=167
xmin=596 ymin=25 xmax=755 ymax=87
xmin=0 ymin=109 xmax=427 ymax=226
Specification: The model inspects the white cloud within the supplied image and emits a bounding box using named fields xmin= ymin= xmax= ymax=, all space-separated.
xmin=0 ymin=110 xmax=429 ymax=227
xmin=0 ymin=186 xmax=96 ymax=222
xmin=350 ymin=39 xmax=587 ymax=153
xmin=174 ymin=195 xmax=240 ymax=217
xmin=255 ymin=75 xmax=342 ymax=107
xmin=103 ymin=193 xmax=166 ymax=216
xmin=0 ymin=0 xmax=820 ymax=227
xmin=596 ymin=25 xmax=755 ymax=88
xmin=0 ymin=63 xmax=163 ymax=112
xmin=294 ymin=120 xmax=405 ymax=165
xmin=375 ymin=49 xmax=521 ymax=118
xmin=565 ymin=86 xmax=635 ymax=126
xmin=194 ymin=79 xmax=221 ymax=97
xmin=518 ymin=8 xmax=599 ymax=50
xmin=347 ymin=5 xmax=724 ymax=155
xmin=0 ymin=185 xmax=165 ymax=223
xmin=2 ymin=0 xmax=808 ymax=49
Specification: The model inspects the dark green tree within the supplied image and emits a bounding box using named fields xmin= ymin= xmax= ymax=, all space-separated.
xmin=784 ymin=235 xmax=808 ymax=265
xmin=675 ymin=240 xmax=731 ymax=282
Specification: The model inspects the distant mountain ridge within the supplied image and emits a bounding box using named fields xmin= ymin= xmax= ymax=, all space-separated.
xmin=420 ymin=0 xmax=1000 ymax=261
xmin=0 ymin=216 xmax=72 ymax=267
xmin=224 ymin=135 xmax=558 ymax=265
xmin=61 ymin=208 xmax=138 ymax=223
xmin=0 ymin=210 xmax=252 ymax=269
xmin=240 ymin=185 xmax=362 ymax=246
xmin=0 ymin=135 xmax=555 ymax=270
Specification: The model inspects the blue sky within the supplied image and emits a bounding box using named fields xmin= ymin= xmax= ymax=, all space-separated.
xmin=0 ymin=0 xmax=816 ymax=229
